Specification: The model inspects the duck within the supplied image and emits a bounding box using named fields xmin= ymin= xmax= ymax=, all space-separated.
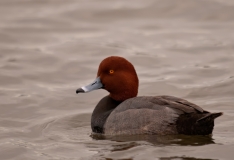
xmin=76 ymin=56 xmax=222 ymax=135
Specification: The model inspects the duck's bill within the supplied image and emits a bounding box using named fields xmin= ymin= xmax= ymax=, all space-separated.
xmin=76 ymin=77 xmax=103 ymax=94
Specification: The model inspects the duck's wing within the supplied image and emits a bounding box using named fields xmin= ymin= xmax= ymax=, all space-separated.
xmin=152 ymin=95 xmax=204 ymax=113
xmin=104 ymin=96 xmax=192 ymax=134
xmin=112 ymin=96 xmax=204 ymax=114
xmin=104 ymin=96 xmax=209 ymax=135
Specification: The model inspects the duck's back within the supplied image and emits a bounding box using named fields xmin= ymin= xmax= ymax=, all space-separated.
xmin=104 ymin=96 xmax=222 ymax=135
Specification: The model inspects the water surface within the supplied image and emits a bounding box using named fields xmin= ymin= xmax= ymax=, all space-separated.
xmin=0 ymin=0 xmax=234 ymax=159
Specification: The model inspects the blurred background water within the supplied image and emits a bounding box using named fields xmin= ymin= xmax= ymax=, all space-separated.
xmin=0 ymin=0 xmax=234 ymax=159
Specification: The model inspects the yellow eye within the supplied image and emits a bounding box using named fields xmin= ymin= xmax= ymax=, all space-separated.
xmin=109 ymin=70 xmax=114 ymax=74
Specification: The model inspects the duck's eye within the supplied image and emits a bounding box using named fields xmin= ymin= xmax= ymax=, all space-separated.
xmin=109 ymin=70 xmax=114 ymax=74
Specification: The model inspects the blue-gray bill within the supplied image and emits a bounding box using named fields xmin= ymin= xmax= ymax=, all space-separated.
xmin=76 ymin=77 xmax=103 ymax=94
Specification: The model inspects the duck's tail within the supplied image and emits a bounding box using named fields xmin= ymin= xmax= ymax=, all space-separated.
xmin=197 ymin=112 xmax=223 ymax=123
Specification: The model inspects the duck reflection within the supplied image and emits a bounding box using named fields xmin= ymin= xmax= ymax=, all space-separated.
xmin=91 ymin=134 xmax=215 ymax=146
xmin=160 ymin=156 xmax=216 ymax=160
xmin=104 ymin=155 xmax=215 ymax=160
xmin=103 ymin=156 xmax=215 ymax=160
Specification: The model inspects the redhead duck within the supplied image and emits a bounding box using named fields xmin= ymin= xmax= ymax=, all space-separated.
xmin=76 ymin=56 xmax=222 ymax=135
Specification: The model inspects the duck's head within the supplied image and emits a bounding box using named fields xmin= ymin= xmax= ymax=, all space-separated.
xmin=76 ymin=56 xmax=139 ymax=101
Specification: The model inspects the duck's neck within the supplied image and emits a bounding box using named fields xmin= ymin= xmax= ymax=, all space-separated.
xmin=91 ymin=95 xmax=122 ymax=133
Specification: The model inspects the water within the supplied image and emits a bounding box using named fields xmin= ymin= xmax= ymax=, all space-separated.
xmin=0 ymin=0 xmax=234 ymax=159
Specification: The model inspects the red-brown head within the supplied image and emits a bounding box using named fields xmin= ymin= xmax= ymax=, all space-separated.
xmin=76 ymin=56 xmax=139 ymax=101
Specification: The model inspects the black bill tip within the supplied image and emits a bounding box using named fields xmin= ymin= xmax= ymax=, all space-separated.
xmin=76 ymin=88 xmax=85 ymax=94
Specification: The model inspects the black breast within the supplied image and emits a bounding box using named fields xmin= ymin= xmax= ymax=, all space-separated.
xmin=91 ymin=96 xmax=121 ymax=133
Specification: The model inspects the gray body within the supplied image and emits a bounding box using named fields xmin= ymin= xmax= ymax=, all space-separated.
xmin=98 ymin=96 xmax=222 ymax=135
